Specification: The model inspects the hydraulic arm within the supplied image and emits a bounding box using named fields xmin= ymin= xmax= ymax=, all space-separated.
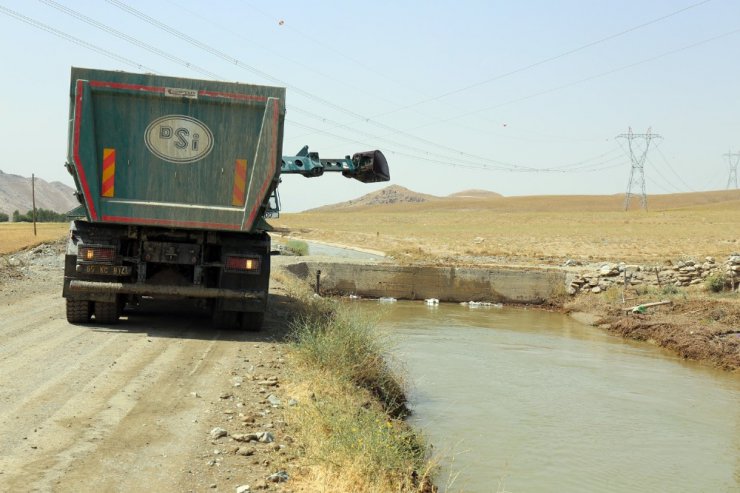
xmin=281 ymin=146 xmax=390 ymax=183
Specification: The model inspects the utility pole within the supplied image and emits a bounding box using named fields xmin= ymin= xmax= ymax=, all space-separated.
xmin=724 ymin=149 xmax=740 ymax=189
xmin=616 ymin=127 xmax=662 ymax=211
xmin=31 ymin=173 xmax=37 ymax=236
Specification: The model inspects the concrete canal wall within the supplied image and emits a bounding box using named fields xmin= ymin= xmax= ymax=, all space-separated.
xmin=284 ymin=261 xmax=566 ymax=304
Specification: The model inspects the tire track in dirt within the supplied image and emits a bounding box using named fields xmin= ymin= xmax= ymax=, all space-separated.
xmin=0 ymin=247 xmax=296 ymax=492
xmin=0 ymin=314 xmax=222 ymax=491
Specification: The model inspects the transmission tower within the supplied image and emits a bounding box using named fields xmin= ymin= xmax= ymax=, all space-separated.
xmin=724 ymin=149 xmax=740 ymax=189
xmin=616 ymin=127 xmax=662 ymax=211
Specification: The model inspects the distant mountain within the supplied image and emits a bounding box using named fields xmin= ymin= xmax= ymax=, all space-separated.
xmin=447 ymin=189 xmax=503 ymax=198
xmin=0 ymin=170 xmax=78 ymax=217
xmin=308 ymin=185 xmax=439 ymax=211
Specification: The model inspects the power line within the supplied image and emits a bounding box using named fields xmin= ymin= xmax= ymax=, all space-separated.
xmin=654 ymin=145 xmax=695 ymax=192
xmin=38 ymin=0 xmax=223 ymax=80
xmin=0 ymin=4 xmax=157 ymax=73
xmin=393 ymin=25 xmax=740 ymax=136
xmin=368 ymin=0 xmax=715 ymax=116
xmin=645 ymin=155 xmax=682 ymax=193
xmin=288 ymin=0 xmax=716 ymax=139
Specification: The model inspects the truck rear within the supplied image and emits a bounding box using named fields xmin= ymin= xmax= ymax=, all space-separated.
xmin=61 ymin=68 xmax=283 ymax=330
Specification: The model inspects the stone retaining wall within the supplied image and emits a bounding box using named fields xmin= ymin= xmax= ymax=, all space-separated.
xmin=568 ymin=254 xmax=740 ymax=295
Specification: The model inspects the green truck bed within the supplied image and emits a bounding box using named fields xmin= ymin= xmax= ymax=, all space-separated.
xmin=68 ymin=67 xmax=285 ymax=232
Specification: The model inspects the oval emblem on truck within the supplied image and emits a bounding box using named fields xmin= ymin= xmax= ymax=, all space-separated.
xmin=144 ymin=115 xmax=214 ymax=163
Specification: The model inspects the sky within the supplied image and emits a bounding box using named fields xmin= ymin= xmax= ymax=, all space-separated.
xmin=0 ymin=0 xmax=739 ymax=212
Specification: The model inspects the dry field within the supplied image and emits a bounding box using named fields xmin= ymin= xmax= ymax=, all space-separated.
xmin=0 ymin=222 xmax=68 ymax=255
xmin=272 ymin=190 xmax=740 ymax=265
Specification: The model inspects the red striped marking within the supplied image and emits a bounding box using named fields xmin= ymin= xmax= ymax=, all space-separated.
xmin=72 ymin=80 xmax=97 ymax=220
xmin=232 ymin=159 xmax=248 ymax=206
xmin=102 ymin=148 xmax=115 ymax=197
xmin=89 ymin=81 xmax=267 ymax=102
xmin=245 ymin=102 xmax=280 ymax=229
xmin=89 ymin=81 xmax=166 ymax=93
xmin=199 ymin=90 xmax=267 ymax=102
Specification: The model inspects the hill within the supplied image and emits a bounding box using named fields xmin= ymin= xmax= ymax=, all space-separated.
xmin=311 ymin=186 xmax=740 ymax=214
xmin=308 ymin=185 xmax=438 ymax=211
xmin=0 ymin=170 xmax=78 ymax=217
xmin=447 ymin=189 xmax=503 ymax=199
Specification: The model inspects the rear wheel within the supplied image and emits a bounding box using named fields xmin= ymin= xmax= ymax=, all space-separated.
xmin=66 ymin=299 xmax=92 ymax=323
xmin=239 ymin=311 xmax=264 ymax=332
xmin=94 ymin=301 xmax=119 ymax=324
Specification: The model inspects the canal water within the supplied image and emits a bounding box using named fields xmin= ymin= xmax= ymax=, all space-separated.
xmin=306 ymin=241 xmax=384 ymax=260
xmin=359 ymin=301 xmax=740 ymax=493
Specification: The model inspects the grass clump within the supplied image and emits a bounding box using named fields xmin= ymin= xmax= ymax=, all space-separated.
xmin=291 ymin=306 xmax=408 ymax=417
xmin=661 ymin=283 xmax=680 ymax=295
xmin=284 ymin=239 xmax=309 ymax=256
xmin=285 ymin=288 xmax=435 ymax=492
xmin=706 ymin=273 xmax=726 ymax=293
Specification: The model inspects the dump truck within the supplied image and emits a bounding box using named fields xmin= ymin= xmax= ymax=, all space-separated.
xmin=62 ymin=67 xmax=389 ymax=330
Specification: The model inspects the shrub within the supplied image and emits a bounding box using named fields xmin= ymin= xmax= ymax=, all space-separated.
xmin=284 ymin=239 xmax=309 ymax=256
xmin=661 ymin=283 xmax=680 ymax=295
xmin=706 ymin=273 xmax=726 ymax=293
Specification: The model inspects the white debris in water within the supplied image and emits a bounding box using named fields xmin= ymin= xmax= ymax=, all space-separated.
xmin=460 ymin=301 xmax=503 ymax=308
xmin=425 ymin=298 xmax=439 ymax=305
xmin=379 ymin=297 xmax=397 ymax=303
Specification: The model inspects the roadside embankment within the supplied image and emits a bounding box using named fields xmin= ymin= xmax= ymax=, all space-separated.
xmin=274 ymin=271 xmax=436 ymax=492
xmin=567 ymin=295 xmax=740 ymax=371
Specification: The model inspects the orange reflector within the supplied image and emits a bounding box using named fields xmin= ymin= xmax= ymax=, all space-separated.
xmin=102 ymin=148 xmax=116 ymax=197
xmin=232 ymin=159 xmax=248 ymax=206
xmin=79 ymin=246 xmax=116 ymax=263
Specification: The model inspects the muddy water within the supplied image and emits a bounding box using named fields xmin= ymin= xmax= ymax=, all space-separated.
xmin=363 ymin=301 xmax=740 ymax=493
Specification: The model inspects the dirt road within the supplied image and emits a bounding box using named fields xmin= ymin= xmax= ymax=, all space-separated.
xmin=0 ymin=243 xmax=297 ymax=492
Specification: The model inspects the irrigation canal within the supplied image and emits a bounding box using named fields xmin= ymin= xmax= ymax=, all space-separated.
xmin=354 ymin=301 xmax=740 ymax=493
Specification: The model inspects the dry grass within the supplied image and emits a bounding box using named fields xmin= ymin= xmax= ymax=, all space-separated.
xmin=272 ymin=190 xmax=740 ymax=265
xmin=0 ymin=223 xmax=68 ymax=255
xmin=279 ymin=274 xmax=435 ymax=492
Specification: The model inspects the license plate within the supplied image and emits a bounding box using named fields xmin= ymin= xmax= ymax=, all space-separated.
xmin=78 ymin=264 xmax=131 ymax=276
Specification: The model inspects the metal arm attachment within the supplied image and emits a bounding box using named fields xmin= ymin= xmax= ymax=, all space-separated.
xmin=281 ymin=146 xmax=390 ymax=183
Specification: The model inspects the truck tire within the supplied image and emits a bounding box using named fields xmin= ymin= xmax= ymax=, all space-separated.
xmin=239 ymin=312 xmax=264 ymax=332
xmin=94 ymin=301 xmax=119 ymax=324
xmin=66 ymin=299 xmax=92 ymax=323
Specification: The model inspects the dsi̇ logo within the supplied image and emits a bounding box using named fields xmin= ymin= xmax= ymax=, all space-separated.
xmin=144 ymin=115 xmax=214 ymax=163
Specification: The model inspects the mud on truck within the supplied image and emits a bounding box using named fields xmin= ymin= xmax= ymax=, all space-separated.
xmin=62 ymin=68 xmax=389 ymax=330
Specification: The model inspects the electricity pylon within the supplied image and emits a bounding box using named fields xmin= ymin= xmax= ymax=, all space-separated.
xmin=616 ymin=127 xmax=662 ymax=211
xmin=724 ymin=149 xmax=740 ymax=189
